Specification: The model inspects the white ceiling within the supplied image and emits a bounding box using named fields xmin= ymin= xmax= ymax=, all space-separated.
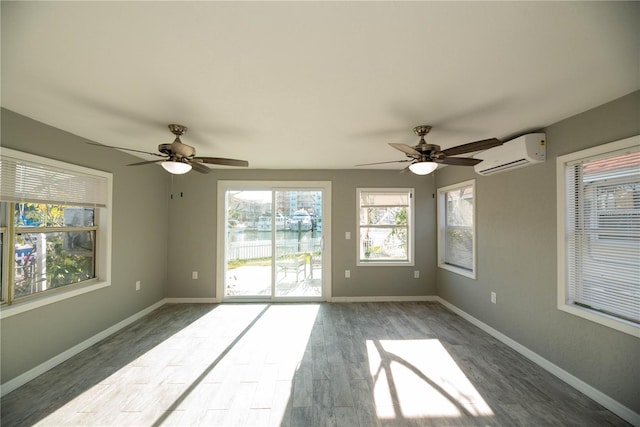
xmin=2 ymin=1 xmax=639 ymax=170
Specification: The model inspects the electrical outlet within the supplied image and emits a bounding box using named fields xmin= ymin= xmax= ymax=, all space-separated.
xmin=345 ymin=270 xmax=350 ymax=278
xmin=135 ymin=280 xmax=141 ymax=291
xmin=414 ymin=270 xmax=420 ymax=279
xmin=345 ymin=232 xmax=351 ymax=240
xmin=491 ymin=292 xmax=497 ymax=304
xmin=192 ymin=271 xmax=198 ymax=280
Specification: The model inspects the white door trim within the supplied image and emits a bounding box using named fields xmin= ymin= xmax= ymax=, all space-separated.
xmin=217 ymin=181 xmax=332 ymax=302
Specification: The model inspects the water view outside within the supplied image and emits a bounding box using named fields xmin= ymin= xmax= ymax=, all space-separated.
xmin=225 ymin=190 xmax=323 ymax=298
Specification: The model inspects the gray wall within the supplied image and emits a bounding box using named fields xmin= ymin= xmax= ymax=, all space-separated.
xmin=435 ymin=91 xmax=640 ymax=413
xmin=166 ymin=170 xmax=437 ymax=299
xmin=0 ymin=109 xmax=170 ymax=384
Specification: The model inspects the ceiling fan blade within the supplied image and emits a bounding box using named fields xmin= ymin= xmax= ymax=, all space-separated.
xmin=86 ymin=142 xmax=165 ymax=157
xmin=189 ymin=161 xmax=212 ymax=173
xmin=389 ymin=143 xmax=421 ymax=156
xmin=127 ymin=159 xmax=166 ymax=166
xmin=437 ymin=156 xmax=483 ymax=166
xmin=193 ymin=157 xmax=249 ymax=167
xmin=441 ymin=138 xmax=502 ymax=157
xmin=355 ymin=159 xmax=411 ymax=166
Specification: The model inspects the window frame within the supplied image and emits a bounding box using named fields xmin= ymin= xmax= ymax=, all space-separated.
xmin=356 ymin=188 xmax=415 ymax=267
xmin=437 ymin=179 xmax=477 ymax=279
xmin=0 ymin=148 xmax=112 ymax=319
xmin=216 ymin=180 xmax=332 ymax=302
xmin=556 ymin=135 xmax=640 ymax=337
xmin=0 ymin=225 xmax=6 ymax=303
xmin=12 ymin=206 xmax=98 ymax=300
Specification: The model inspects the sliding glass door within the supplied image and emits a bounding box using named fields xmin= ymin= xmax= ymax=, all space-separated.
xmin=218 ymin=182 xmax=330 ymax=302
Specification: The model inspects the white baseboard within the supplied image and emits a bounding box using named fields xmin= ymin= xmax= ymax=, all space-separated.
xmin=330 ymin=295 xmax=438 ymax=303
xmin=0 ymin=299 xmax=166 ymax=397
xmin=437 ymin=297 xmax=640 ymax=427
xmin=165 ymin=297 xmax=220 ymax=304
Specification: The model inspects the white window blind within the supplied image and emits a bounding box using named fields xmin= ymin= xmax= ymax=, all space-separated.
xmin=565 ymin=148 xmax=640 ymax=325
xmin=0 ymin=149 xmax=108 ymax=207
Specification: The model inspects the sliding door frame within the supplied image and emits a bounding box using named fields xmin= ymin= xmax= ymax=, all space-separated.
xmin=216 ymin=180 xmax=332 ymax=302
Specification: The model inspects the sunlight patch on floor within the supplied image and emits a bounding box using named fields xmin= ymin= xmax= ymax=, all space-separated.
xmin=36 ymin=304 xmax=270 ymax=426
xmin=240 ymin=304 xmax=320 ymax=424
xmin=366 ymin=339 xmax=494 ymax=420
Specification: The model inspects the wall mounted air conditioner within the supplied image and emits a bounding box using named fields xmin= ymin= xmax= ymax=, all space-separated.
xmin=474 ymin=133 xmax=546 ymax=176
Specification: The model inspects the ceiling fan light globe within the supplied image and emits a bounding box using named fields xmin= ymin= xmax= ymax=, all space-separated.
xmin=161 ymin=161 xmax=192 ymax=174
xmin=408 ymin=161 xmax=438 ymax=175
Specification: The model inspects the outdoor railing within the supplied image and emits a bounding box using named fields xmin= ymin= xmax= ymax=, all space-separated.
xmin=227 ymin=237 xmax=321 ymax=261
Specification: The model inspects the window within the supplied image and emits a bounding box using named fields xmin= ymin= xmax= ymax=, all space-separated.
xmin=557 ymin=136 xmax=640 ymax=336
xmin=437 ymin=180 xmax=476 ymax=279
xmin=0 ymin=148 xmax=112 ymax=316
xmin=357 ymin=188 xmax=414 ymax=266
xmin=11 ymin=204 xmax=96 ymax=299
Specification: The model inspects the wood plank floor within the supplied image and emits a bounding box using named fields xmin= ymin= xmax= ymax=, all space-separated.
xmin=0 ymin=302 xmax=630 ymax=426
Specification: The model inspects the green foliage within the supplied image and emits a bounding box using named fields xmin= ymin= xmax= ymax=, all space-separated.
xmin=46 ymin=233 xmax=92 ymax=288
xmin=227 ymin=257 xmax=272 ymax=270
xmin=228 ymin=210 xmax=243 ymax=222
xmin=389 ymin=207 xmax=408 ymax=250
xmin=395 ymin=207 xmax=407 ymax=225
xmin=364 ymin=245 xmax=381 ymax=258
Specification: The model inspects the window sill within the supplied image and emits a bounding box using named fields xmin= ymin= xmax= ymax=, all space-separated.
xmin=357 ymin=260 xmax=415 ymax=267
xmin=0 ymin=280 xmax=110 ymax=319
xmin=558 ymin=303 xmax=640 ymax=338
xmin=438 ymin=263 xmax=476 ymax=279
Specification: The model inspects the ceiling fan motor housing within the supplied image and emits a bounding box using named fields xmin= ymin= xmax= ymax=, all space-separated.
xmin=158 ymin=142 xmax=195 ymax=159
xmin=159 ymin=124 xmax=195 ymax=159
xmin=418 ymin=143 xmax=440 ymax=153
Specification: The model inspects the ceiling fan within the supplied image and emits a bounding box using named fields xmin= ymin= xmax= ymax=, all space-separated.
xmin=356 ymin=125 xmax=502 ymax=175
xmin=89 ymin=124 xmax=249 ymax=174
